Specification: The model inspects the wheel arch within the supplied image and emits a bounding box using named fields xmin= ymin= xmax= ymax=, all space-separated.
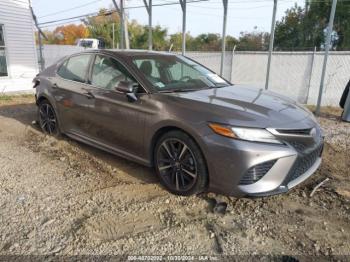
xmin=36 ymin=94 xmax=49 ymax=105
xmin=149 ymin=125 xmax=208 ymax=172
xmin=36 ymin=93 xmax=62 ymax=133
xmin=150 ymin=125 xmax=210 ymax=193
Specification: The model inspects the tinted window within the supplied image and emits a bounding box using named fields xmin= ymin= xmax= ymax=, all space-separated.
xmin=91 ymin=55 xmax=135 ymax=90
xmin=133 ymin=59 xmax=160 ymax=79
xmin=0 ymin=25 xmax=8 ymax=77
xmin=167 ymin=61 xmax=202 ymax=81
xmin=57 ymin=54 xmax=91 ymax=82
xmin=132 ymin=55 xmax=229 ymax=91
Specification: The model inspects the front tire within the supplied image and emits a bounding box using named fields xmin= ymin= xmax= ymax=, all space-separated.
xmin=154 ymin=130 xmax=208 ymax=196
xmin=38 ymin=99 xmax=60 ymax=136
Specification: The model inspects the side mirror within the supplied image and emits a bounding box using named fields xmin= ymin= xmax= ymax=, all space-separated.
xmin=116 ymin=81 xmax=138 ymax=102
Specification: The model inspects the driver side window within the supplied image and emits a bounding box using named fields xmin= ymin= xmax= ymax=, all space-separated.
xmin=91 ymin=55 xmax=135 ymax=90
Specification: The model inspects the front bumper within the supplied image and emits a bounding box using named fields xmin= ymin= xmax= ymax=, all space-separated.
xmin=245 ymin=157 xmax=322 ymax=197
xmin=203 ymin=127 xmax=324 ymax=197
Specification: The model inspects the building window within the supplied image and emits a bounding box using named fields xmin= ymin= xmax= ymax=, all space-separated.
xmin=0 ymin=25 xmax=8 ymax=77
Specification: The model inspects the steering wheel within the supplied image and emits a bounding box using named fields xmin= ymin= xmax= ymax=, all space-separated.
xmin=179 ymin=76 xmax=192 ymax=82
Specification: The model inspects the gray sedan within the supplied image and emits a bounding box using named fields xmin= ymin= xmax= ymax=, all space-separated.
xmin=33 ymin=50 xmax=324 ymax=197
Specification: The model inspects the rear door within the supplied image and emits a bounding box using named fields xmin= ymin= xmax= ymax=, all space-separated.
xmin=53 ymin=53 xmax=96 ymax=135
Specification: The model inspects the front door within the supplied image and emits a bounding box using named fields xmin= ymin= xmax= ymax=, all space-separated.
xmin=83 ymin=54 xmax=148 ymax=159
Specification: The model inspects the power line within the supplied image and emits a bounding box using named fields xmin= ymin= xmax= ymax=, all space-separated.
xmin=159 ymin=4 xmax=267 ymax=19
xmin=38 ymin=0 xmax=104 ymax=19
xmin=38 ymin=0 xmax=345 ymax=28
xmin=40 ymin=19 xmax=85 ymax=28
xmin=124 ymin=0 xmax=208 ymax=9
xmin=38 ymin=0 xmax=208 ymax=25
xmin=39 ymin=9 xmax=116 ymax=25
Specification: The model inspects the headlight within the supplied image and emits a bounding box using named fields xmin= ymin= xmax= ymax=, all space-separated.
xmin=208 ymin=123 xmax=283 ymax=144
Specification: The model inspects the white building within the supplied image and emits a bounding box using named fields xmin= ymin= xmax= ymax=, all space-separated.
xmin=0 ymin=0 xmax=38 ymax=93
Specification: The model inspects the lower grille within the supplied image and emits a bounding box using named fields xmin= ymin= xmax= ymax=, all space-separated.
xmin=239 ymin=160 xmax=277 ymax=185
xmin=286 ymin=143 xmax=323 ymax=183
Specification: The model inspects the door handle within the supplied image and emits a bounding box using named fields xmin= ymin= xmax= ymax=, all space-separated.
xmin=83 ymin=91 xmax=95 ymax=99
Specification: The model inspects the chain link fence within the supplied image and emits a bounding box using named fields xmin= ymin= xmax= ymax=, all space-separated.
xmin=40 ymin=45 xmax=349 ymax=107
xmin=185 ymin=51 xmax=349 ymax=106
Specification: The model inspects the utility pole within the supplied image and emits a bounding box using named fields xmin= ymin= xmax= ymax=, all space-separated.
xmin=124 ymin=0 xmax=130 ymax=50
xmin=265 ymin=0 xmax=278 ymax=90
xmin=112 ymin=0 xmax=124 ymax=49
xmin=143 ymin=0 xmax=153 ymax=50
xmin=179 ymin=0 xmax=187 ymax=55
xmin=29 ymin=0 xmax=47 ymax=71
xmin=220 ymin=0 xmax=228 ymax=77
xmin=316 ymin=0 xmax=338 ymax=115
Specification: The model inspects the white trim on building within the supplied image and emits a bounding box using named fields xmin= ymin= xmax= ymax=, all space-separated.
xmin=0 ymin=0 xmax=39 ymax=93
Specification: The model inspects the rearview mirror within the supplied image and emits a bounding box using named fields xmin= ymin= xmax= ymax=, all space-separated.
xmin=116 ymin=81 xmax=138 ymax=102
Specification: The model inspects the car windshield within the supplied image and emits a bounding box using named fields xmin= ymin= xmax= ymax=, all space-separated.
xmin=132 ymin=55 xmax=230 ymax=92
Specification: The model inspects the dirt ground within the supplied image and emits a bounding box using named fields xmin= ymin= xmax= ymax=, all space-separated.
xmin=0 ymin=95 xmax=349 ymax=259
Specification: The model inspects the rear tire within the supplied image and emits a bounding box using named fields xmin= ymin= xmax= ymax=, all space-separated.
xmin=154 ymin=130 xmax=208 ymax=196
xmin=38 ymin=99 xmax=60 ymax=136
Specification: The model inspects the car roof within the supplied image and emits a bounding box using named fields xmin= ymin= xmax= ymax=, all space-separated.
xmin=78 ymin=49 xmax=178 ymax=59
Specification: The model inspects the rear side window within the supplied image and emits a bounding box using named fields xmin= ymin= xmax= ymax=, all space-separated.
xmin=57 ymin=54 xmax=91 ymax=83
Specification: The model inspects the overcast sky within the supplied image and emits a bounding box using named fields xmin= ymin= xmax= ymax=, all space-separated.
xmin=33 ymin=0 xmax=305 ymax=37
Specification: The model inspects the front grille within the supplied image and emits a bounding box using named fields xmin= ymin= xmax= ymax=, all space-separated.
xmin=289 ymin=141 xmax=307 ymax=152
xmin=285 ymin=143 xmax=323 ymax=183
xmin=276 ymin=128 xmax=312 ymax=135
xmin=239 ymin=160 xmax=277 ymax=185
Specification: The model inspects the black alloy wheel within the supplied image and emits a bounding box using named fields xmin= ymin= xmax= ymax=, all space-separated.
xmin=38 ymin=100 xmax=60 ymax=136
xmin=155 ymin=131 xmax=208 ymax=195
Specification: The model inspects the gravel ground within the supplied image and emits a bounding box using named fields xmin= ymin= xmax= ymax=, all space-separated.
xmin=0 ymin=95 xmax=349 ymax=259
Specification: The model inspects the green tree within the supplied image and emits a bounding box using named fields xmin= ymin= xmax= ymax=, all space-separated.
xmin=169 ymin=32 xmax=194 ymax=51
xmin=128 ymin=21 xmax=168 ymax=50
xmin=226 ymin=35 xmax=239 ymax=51
xmin=274 ymin=4 xmax=307 ymax=50
xmin=191 ymin=33 xmax=221 ymax=51
xmin=237 ymin=31 xmax=269 ymax=51
xmin=275 ymin=1 xmax=350 ymax=51
xmin=82 ymin=9 xmax=121 ymax=48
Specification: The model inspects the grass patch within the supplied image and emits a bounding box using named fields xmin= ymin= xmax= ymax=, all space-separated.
xmin=0 ymin=95 xmax=13 ymax=101
xmin=0 ymin=93 xmax=34 ymax=105
xmin=307 ymin=105 xmax=343 ymax=118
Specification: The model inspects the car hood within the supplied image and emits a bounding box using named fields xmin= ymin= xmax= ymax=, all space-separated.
xmin=164 ymin=85 xmax=315 ymax=128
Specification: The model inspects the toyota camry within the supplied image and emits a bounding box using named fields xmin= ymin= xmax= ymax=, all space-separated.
xmin=33 ymin=50 xmax=324 ymax=197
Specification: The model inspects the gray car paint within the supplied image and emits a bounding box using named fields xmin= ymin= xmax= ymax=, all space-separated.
xmin=34 ymin=50 xmax=323 ymax=196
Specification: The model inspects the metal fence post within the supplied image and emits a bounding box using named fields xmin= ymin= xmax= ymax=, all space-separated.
xmin=112 ymin=0 xmax=125 ymax=49
xmin=304 ymin=46 xmax=316 ymax=104
xmin=143 ymin=0 xmax=152 ymax=50
xmin=265 ymin=0 xmax=278 ymax=90
xmin=179 ymin=0 xmax=186 ymax=56
xmin=316 ymin=0 xmax=338 ymax=115
xmin=229 ymin=45 xmax=236 ymax=82
xmin=29 ymin=1 xmax=47 ymax=71
xmin=112 ymin=23 xmax=115 ymax=49
xmin=220 ymin=0 xmax=228 ymax=77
